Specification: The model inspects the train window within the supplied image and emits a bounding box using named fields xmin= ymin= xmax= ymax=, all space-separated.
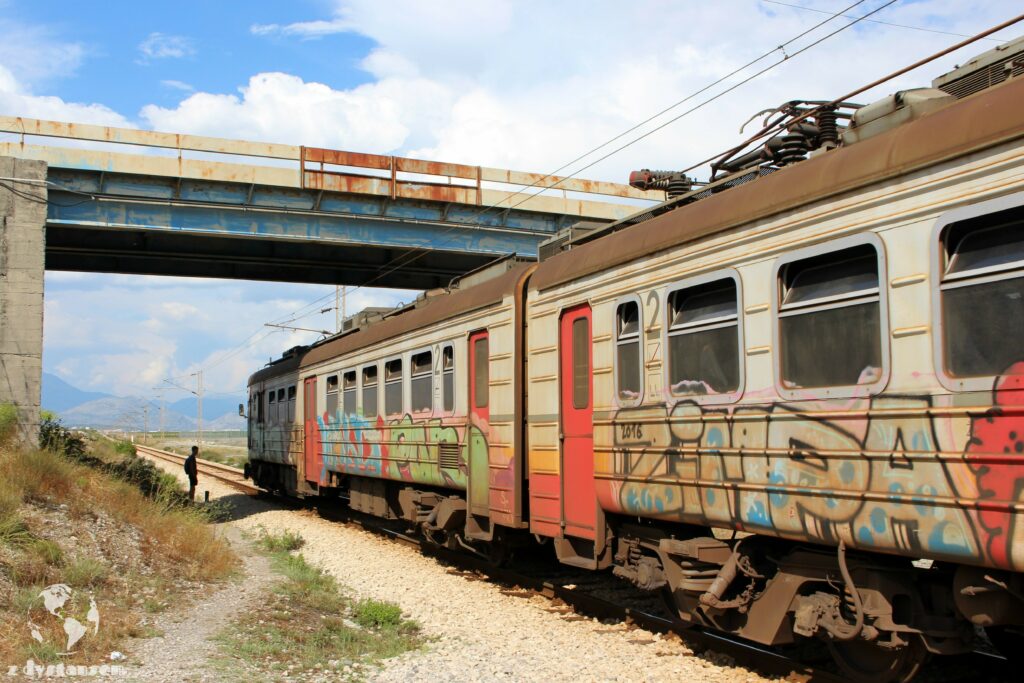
xmin=325 ymin=375 xmax=339 ymax=416
xmin=362 ymin=365 xmax=378 ymax=418
xmin=668 ymin=278 xmax=739 ymax=394
xmin=411 ymin=351 xmax=432 ymax=413
xmin=385 ymin=359 xmax=403 ymax=415
xmin=572 ymin=317 xmax=590 ymax=408
xmin=940 ymin=207 xmax=1024 ymax=378
xmin=288 ymin=386 xmax=296 ymax=422
xmin=473 ymin=337 xmax=489 ymax=409
xmin=277 ymin=388 xmax=286 ymax=402
xmin=342 ymin=371 xmax=357 ymax=415
xmin=779 ymin=244 xmax=881 ymax=388
xmin=615 ymin=300 xmax=642 ymax=402
xmin=442 ymin=346 xmax=455 ymax=413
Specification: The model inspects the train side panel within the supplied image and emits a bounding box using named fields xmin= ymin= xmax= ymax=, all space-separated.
xmin=528 ymin=131 xmax=1024 ymax=572
xmin=298 ymin=265 xmax=532 ymax=530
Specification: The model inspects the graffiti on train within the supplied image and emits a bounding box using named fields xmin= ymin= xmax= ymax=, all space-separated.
xmin=314 ymin=410 xmax=488 ymax=490
xmin=601 ymin=363 xmax=1024 ymax=571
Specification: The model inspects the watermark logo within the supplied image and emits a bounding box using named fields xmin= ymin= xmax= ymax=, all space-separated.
xmin=28 ymin=584 xmax=100 ymax=654
xmin=5 ymin=584 xmax=125 ymax=678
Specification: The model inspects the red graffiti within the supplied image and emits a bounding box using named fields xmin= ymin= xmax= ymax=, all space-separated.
xmin=965 ymin=362 xmax=1024 ymax=568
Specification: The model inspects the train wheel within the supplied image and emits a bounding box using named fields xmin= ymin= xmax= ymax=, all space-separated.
xmin=827 ymin=636 xmax=927 ymax=683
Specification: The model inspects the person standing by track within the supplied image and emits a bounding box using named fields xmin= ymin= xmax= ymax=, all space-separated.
xmin=184 ymin=446 xmax=199 ymax=502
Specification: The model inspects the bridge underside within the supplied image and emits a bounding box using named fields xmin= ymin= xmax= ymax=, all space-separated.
xmin=45 ymin=226 xmax=494 ymax=289
xmin=44 ymin=168 xmax=580 ymax=288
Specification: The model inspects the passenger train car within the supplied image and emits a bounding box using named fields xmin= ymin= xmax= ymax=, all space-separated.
xmin=247 ymin=38 xmax=1024 ymax=681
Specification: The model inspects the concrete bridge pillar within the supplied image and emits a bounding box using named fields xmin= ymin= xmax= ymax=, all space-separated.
xmin=0 ymin=157 xmax=46 ymax=446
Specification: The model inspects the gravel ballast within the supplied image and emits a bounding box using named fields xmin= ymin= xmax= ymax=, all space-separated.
xmin=148 ymin=459 xmax=779 ymax=683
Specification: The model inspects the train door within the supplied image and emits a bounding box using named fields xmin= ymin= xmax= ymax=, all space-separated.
xmin=559 ymin=304 xmax=597 ymax=540
xmin=467 ymin=330 xmax=490 ymax=516
xmin=303 ymin=376 xmax=321 ymax=486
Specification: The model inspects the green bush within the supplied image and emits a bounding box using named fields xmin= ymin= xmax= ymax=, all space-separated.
xmin=113 ymin=440 xmax=136 ymax=457
xmin=352 ymin=598 xmax=404 ymax=629
xmin=39 ymin=415 xmax=86 ymax=461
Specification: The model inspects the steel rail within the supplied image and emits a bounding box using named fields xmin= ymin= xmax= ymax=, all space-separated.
xmin=134 ymin=444 xmax=259 ymax=493
xmin=133 ymin=443 xmax=1008 ymax=681
xmin=311 ymin=504 xmax=845 ymax=683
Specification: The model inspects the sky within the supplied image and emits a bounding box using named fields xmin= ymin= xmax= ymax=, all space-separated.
xmin=0 ymin=0 xmax=1020 ymax=411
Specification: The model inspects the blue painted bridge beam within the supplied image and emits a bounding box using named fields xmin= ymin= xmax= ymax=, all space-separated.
xmin=43 ymin=168 xmax=589 ymax=288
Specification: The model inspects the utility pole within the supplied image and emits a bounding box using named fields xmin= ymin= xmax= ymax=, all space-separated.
xmin=151 ymin=387 xmax=168 ymax=439
xmin=335 ymin=285 xmax=341 ymax=333
xmin=142 ymin=404 xmax=149 ymax=443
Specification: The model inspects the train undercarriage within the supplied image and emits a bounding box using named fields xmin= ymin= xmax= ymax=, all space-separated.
xmin=612 ymin=519 xmax=1024 ymax=682
xmin=246 ymin=465 xmax=1023 ymax=682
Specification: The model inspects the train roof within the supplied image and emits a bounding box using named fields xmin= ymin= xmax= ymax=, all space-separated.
xmin=299 ymin=262 xmax=535 ymax=370
xmin=247 ymin=344 xmax=308 ymax=386
xmin=530 ymin=75 xmax=1024 ymax=293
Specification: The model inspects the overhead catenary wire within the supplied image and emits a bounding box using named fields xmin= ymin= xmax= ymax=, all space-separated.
xmin=762 ymin=0 xmax=1006 ymax=42
xmin=323 ymin=0 xmax=900 ymax=300
xmin=196 ymin=4 xmax=1022 ymax=391
xmin=331 ymin=0 xmax=875 ymax=293
xmin=676 ymin=9 xmax=1024 ymax=179
xmin=491 ymin=0 xmax=900 ymax=217
xmin=253 ymin=0 xmax=878 ymax=336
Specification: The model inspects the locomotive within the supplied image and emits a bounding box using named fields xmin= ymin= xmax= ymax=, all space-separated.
xmin=247 ymin=36 xmax=1024 ymax=682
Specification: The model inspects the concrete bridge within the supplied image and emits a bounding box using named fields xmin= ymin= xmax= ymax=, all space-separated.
xmin=0 ymin=116 xmax=661 ymax=444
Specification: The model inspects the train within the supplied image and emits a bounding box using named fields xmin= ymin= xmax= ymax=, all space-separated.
xmin=246 ymin=36 xmax=1024 ymax=682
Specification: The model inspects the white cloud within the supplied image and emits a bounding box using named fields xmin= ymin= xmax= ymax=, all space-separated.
xmin=138 ymin=32 xmax=195 ymax=61
xmin=160 ymin=302 xmax=201 ymax=321
xmin=44 ymin=271 xmax=413 ymax=397
xmin=0 ymin=65 xmax=129 ymax=126
xmin=0 ymin=19 xmax=85 ymax=88
xmin=219 ymin=0 xmax=1024 ymax=181
xmin=250 ymin=18 xmax=352 ymax=39
xmin=140 ymin=71 xmax=451 ymax=151
xmin=26 ymin=1 xmax=1024 ymax=400
xmin=160 ymin=79 xmax=195 ymax=92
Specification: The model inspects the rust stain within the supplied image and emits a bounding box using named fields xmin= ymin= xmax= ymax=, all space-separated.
xmin=395 ymin=156 xmax=479 ymax=180
xmin=303 ymin=146 xmax=392 ymax=170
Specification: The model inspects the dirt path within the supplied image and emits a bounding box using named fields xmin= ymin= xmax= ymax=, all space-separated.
xmin=132 ymin=457 xmax=777 ymax=683
xmin=124 ymin=507 xmax=276 ymax=682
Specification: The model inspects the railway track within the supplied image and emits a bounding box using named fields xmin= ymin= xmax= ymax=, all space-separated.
xmin=134 ymin=444 xmax=259 ymax=493
xmin=133 ymin=445 xmax=1009 ymax=682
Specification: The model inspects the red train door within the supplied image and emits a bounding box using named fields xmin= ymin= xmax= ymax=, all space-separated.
xmin=303 ymin=377 xmax=320 ymax=485
xmin=467 ymin=330 xmax=490 ymax=516
xmin=560 ymin=305 xmax=596 ymax=540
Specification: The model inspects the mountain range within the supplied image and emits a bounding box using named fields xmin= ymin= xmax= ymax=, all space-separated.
xmin=42 ymin=373 xmax=246 ymax=431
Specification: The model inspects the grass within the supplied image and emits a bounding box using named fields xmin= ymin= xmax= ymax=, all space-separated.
xmin=257 ymin=529 xmax=304 ymax=554
xmin=352 ymin=599 xmax=404 ymax=629
xmin=0 ymin=420 xmax=239 ymax=667
xmin=214 ymin=530 xmax=421 ymax=680
xmin=0 ymin=403 xmax=17 ymax=444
